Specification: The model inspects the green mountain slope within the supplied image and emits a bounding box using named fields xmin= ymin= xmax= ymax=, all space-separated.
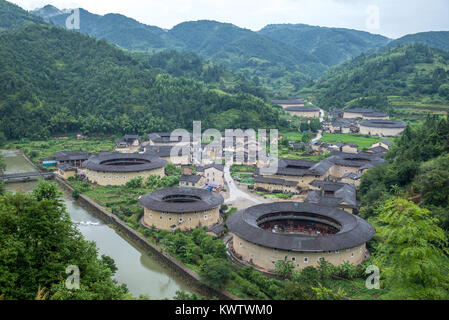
xmin=259 ymin=23 xmax=390 ymax=66
xmin=132 ymin=50 xmax=268 ymax=99
xmin=32 ymin=6 xmax=183 ymax=51
xmin=0 ymin=24 xmax=282 ymax=140
xmin=0 ymin=0 xmax=45 ymax=31
xmin=30 ymin=6 xmax=326 ymax=93
xmin=387 ymin=31 xmax=449 ymax=52
xmin=312 ymin=44 xmax=449 ymax=111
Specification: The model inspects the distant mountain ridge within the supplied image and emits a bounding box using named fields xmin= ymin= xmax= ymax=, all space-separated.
xmin=29 ymin=4 xmax=398 ymax=94
xmin=386 ymin=31 xmax=449 ymax=53
xmin=312 ymin=44 xmax=449 ymax=111
xmin=259 ymin=23 xmax=391 ymax=66
xmin=0 ymin=0 xmax=45 ymax=31
xmin=10 ymin=1 xmax=449 ymax=97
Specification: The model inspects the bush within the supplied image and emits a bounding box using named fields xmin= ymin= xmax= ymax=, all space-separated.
xmin=199 ymin=256 xmax=233 ymax=289
xmin=125 ymin=176 xmax=143 ymax=189
xmin=72 ymin=189 xmax=80 ymax=200
xmin=335 ymin=261 xmax=358 ymax=280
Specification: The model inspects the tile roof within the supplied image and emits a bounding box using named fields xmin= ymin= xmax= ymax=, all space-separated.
xmin=139 ymin=187 xmax=223 ymax=213
xmin=227 ymin=202 xmax=374 ymax=252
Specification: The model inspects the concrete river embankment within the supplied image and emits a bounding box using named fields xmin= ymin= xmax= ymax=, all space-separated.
xmin=1 ymin=149 xmax=201 ymax=299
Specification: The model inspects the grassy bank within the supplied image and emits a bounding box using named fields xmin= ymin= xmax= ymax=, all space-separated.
xmin=320 ymin=133 xmax=393 ymax=150
xmin=5 ymin=135 xmax=116 ymax=167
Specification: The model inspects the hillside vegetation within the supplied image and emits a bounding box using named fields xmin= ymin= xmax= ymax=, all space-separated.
xmin=359 ymin=115 xmax=449 ymax=229
xmin=0 ymin=24 xmax=282 ymax=140
xmin=312 ymin=44 xmax=449 ymax=111
xmin=259 ymin=23 xmax=390 ymax=66
xmin=387 ymin=31 xmax=449 ymax=52
xmin=132 ymin=50 xmax=268 ymax=99
xmin=0 ymin=0 xmax=44 ymax=31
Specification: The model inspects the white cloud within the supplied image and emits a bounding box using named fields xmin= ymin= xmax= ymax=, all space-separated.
xmin=10 ymin=0 xmax=449 ymax=38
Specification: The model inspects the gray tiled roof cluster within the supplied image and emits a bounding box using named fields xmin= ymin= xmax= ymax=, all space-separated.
xmin=148 ymin=132 xmax=192 ymax=143
xmin=54 ymin=151 xmax=90 ymax=161
xmin=203 ymin=163 xmax=224 ymax=172
xmin=364 ymin=112 xmax=389 ymax=117
xmin=227 ymin=202 xmax=374 ymax=252
xmin=285 ymin=106 xmax=320 ymax=112
xmin=327 ymin=152 xmax=385 ymax=168
xmin=329 ymin=109 xmax=344 ymax=117
xmin=363 ymin=146 xmax=388 ymax=155
xmin=306 ymin=181 xmax=357 ymax=209
xmin=254 ymin=176 xmax=298 ymax=187
xmin=124 ymin=134 xmax=140 ymax=142
xmin=208 ymin=224 xmax=225 ymax=235
xmin=308 ymin=159 xmax=334 ymax=176
xmin=341 ymin=172 xmax=362 ymax=180
xmin=58 ymin=163 xmax=77 ymax=171
xmin=344 ymin=108 xmax=376 ymax=114
xmin=256 ymin=158 xmax=319 ymax=177
xmin=139 ymin=187 xmax=223 ymax=213
xmin=331 ymin=118 xmax=358 ymax=128
xmin=145 ymin=145 xmax=185 ymax=157
xmin=180 ymin=174 xmax=202 ymax=183
xmin=271 ymin=98 xmax=306 ymax=105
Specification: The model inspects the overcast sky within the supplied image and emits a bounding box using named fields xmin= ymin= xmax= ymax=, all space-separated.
xmin=11 ymin=0 xmax=449 ymax=39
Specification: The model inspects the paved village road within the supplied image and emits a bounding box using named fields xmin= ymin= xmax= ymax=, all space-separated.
xmin=224 ymin=164 xmax=270 ymax=206
xmin=312 ymin=108 xmax=325 ymax=142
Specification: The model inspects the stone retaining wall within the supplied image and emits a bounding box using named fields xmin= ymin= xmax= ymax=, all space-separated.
xmin=55 ymin=176 xmax=240 ymax=300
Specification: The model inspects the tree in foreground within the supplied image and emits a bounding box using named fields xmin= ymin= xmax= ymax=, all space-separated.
xmin=373 ymin=197 xmax=449 ymax=299
xmin=199 ymin=256 xmax=233 ymax=290
xmin=0 ymin=180 xmax=131 ymax=300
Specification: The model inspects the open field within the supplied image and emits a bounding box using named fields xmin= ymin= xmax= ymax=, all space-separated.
xmin=5 ymin=135 xmax=117 ymax=167
xmin=279 ymin=131 xmax=303 ymax=142
xmin=320 ymin=133 xmax=393 ymax=149
xmin=388 ymin=96 xmax=449 ymax=119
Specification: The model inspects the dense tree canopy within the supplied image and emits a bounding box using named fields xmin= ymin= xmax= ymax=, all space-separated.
xmin=313 ymin=44 xmax=449 ymax=110
xmin=373 ymin=198 xmax=449 ymax=299
xmin=0 ymin=24 xmax=283 ymax=140
xmin=0 ymin=180 xmax=130 ymax=300
xmin=359 ymin=116 xmax=449 ymax=228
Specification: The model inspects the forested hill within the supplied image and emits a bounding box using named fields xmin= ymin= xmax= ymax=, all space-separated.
xmin=312 ymin=44 xmax=449 ymax=111
xmin=359 ymin=115 xmax=449 ymax=230
xmin=0 ymin=24 xmax=282 ymax=140
xmin=30 ymin=7 xmax=326 ymax=90
xmin=259 ymin=24 xmax=390 ymax=66
xmin=32 ymin=6 xmax=185 ymax=51
xmin=387 ymin=31 xmax=449 ymax=53
xmin=0 ymin=0 xmax=45 ymax=31
xmin=132 ymin=50 xmax=268 ymax=99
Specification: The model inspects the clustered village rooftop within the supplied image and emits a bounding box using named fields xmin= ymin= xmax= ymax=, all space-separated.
xmin=323 ymin=107 xmax=407 ymax=137
xmin=40 ymin=127 xmax=386 ymax=272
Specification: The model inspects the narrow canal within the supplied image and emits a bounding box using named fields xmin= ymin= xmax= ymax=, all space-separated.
xmin=1 ymin=150 xmax=197 ymax=299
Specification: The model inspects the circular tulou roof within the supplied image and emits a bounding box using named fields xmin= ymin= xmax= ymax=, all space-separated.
xmin=82 ymin=152 xmax=167 ymax=172
xmin=139 ymin=187 xmax=224 ymax=213
xmin=359 ymin=120 xmax=407 ymax=128
xmin=227 ymin=202 xmax=375 ymax=252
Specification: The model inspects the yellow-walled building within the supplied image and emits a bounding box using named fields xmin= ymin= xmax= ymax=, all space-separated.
xmin=82 ymin=152 xmax=167 ymax=186
xmin=284 ymin=106 xmax=320 ymax=119
xmin=359 ymin=120 xmax=407 ymax=137
xmin=227 ymin=202 xmax=374 ymax=271
xmin=139 ymin=187 xmax=224 ymax=231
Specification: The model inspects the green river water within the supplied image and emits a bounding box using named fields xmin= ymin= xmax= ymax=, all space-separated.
xmin=1 ymin=150 xmax=197 ymax=299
